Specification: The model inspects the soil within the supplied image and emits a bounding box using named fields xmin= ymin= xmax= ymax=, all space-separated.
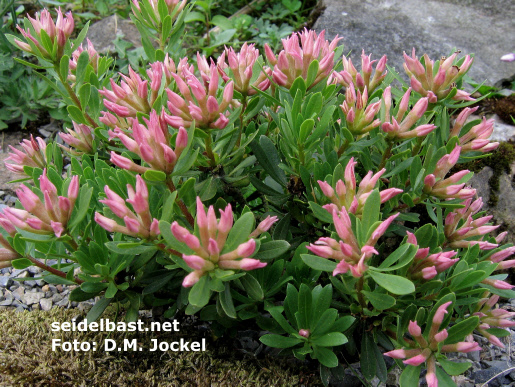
xmin=471 ymin=93 xmax=515 ymax=124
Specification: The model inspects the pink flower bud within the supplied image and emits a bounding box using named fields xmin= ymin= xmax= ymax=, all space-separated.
xmin=237 ymin=239 xmax=256 ymax=258
xmin=182 ymin=270 xmax=202 ymax=287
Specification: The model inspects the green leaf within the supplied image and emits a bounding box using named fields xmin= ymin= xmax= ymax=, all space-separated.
xmin=219 ymin=283 xmax=236 ymax=319
xmin=308 ymin=202 xmax=333 ymax=223
xmin=250 ymin=136 xmax=287 ymax=186
xmin=400 ymin=365 xmax=421 ymax=387
xmin=11 ymin=258 xmax=33 ymax=269
xmin=105 ymin=282 xmax=118 ymax=298
xmin=360 ymin=333 xmax=377 ymax=381
xmin=188 ymin=275 xmax=211 ymax=308
xmin=377 ymin=243 xmax=417 ymax=271
xmin=435 ymin=366 xmax=457 ymax=387
xmin=361 ymin=290 xmax=396 ymax=310
xmin=60 ymin=55 xmax=70 ymax=81
xmin=361 ymin=189 xmax=381 ymax=237
xmin=268 ymin=306 xmax=296 ymax=334
xmin=253 ymin=240 xmax=290 ymax=260
xmin=240 ymin=274 xmax=264 ymax=301
xmin=222 ymin=212 xmax=254 ymax=253
xmin=259 ymin=334 xmax=302 ymax=348
xmin=143 ymin=169 xmax=166 ymax=182
xmin=297 ymin=283 xmax=312 ymax=329
xmin=85 ymin=297 xmax=111 ymax=323
xmin=313 ymin=346 xmax=339 ymax=368
xmin=444 ymin=316 xmax=479 ymax=344
xmin=306 ymin=60 xmax=320 ymax=88
xmin=81 ymin=282 xmax=109 ymax=293
xmin=368 ymin=271 xmax=415 ymax=295
xmin=67 ymin=105 xmax=85 ymax=124
xmin=312 ymin=332 xmax=347 ymax=347
xmin=301 ymin=254 xmax=337 ymax=272
xmin=438 ymin=357 xmax=471 ymax=376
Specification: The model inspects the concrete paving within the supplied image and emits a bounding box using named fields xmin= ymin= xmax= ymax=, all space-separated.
xmin=314 ymin=0 xmax=515 ymax=87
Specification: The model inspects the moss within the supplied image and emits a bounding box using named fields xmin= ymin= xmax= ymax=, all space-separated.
xmin=453 ymin=142 xmax=515 ymax=206
xmin=0 ymin=308 xmax=321 ymax=386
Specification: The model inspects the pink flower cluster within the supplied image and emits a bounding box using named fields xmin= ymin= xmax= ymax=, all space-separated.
xmin=109 ymin=109 xmax=188 ymax=175
xmin=450 ymin=107 xmax=499 ymax=153
xmin=14 ymin=8 xmax=74 ymax=61
xmin=330 ymin=50 xmax=387 ymax=93
xmin=68 ymin=38 xmax=99 ymax=83
xmin=60 ymin=122 xmax=94 ymax=155
xmin=132 ymin=0 xmax=187 ymax=28
xmin=218 ymin=43 xmax=272 ymax=97
xmin=381 ymin=87 xmax=436 ymax=139
xmin=475 ymin=294 xmax=515 ymax=348
xmin=171 ymin=198 xmax=277 ymax=287
xmin=265 ymin=29 xmax=341 ymax=89
xmin=2 ymin=169 xmax=78 ymax=238
xmin=444 ymin=197 xmax=499 ymax=250
xmin=0 ymin=212 xmax=20 ymax=269
xmin=423 ymin=146 xmax=476 ymax=200
xmin=307 ymin=206 xmax=399 ymax=277
xmin=385 ymin=302 xmax=481 ymax=387
xmin=406 ymin=232 xmax=458 ymax=280
xmin=95 ymin=175 xmax=160 ymax=239
xmin=318 ymin=157 xmax=402 ymax=215
xmin=340 ymin=84 xmax=381 ymax=135
xmin=100 ymin=66 xmax=151 ymax=118
xmin=165 ymin=57 xmax=234 ymax=130
xmin=4 ymin=135 xmax=47 ymax=176
xmin=403 ymin=49 xmax=474 ymax=102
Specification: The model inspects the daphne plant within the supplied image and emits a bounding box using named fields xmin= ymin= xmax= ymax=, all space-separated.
xmin=3 ymin=4 xmax=515 ymax=386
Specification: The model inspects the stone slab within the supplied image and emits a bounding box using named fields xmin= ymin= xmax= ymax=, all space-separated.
xmin=314 ymin=0 xmax=515 ymax=86
xmin=86 ymin=14 xmax=142 ymax=54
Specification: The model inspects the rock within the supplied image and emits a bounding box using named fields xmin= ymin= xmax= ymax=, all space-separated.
xmin=0 ymin=276 xmax=13 ymax=288
xmin=314 ymin=0 xmax=515 ymax=87
xmin=86 ymin=15 xmax=142 ymax=54
xmin=16 ymin=271 xmax=29 ymax=279
xmin=23 ymin=280 xmax=37 ymax=288
xmin=35 ymin=280 xmax=46 ymax=287
xmin=23 ymin=292 xmax=44 ymax=305
xmin=55 ymin=297 xmax=70 ymax=307
xmin=472 ymin=367 xmax=510 ymax=385
xmin=11 ymin=269 xmax=27 ymax=278
xmin=0 ymin=291 xmax=13 ymax=306
xmin=12 ymin=286 xmax=25 ymax=301
xmin=41 ymin=285 xmax=50 ymax=292
xmin=40 ymin=298 xmax=53 ymax=311
xmin=452 ymin=375 xmax=474 ymax=387
xmin=78 ymin=302 xmax=94 ymax=313
xmin=28 ymin=266 xmax=43 ymax=275
xmin=467 ymin=159 xmax=515 ymax=244
xmin=51 ymin=293 xmax=64 ymax=303
xmin=491 ymin=115 xmax=515 ymax=143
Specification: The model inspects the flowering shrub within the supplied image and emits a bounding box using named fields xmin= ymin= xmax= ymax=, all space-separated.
xmin=3 ymin=4 xmax=515 ymax=386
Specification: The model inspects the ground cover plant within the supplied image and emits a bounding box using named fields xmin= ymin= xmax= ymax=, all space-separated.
xmin=2 ymin=2 xmax=515 ymax=386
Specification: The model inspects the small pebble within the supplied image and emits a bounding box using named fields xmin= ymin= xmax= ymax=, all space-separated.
xmin=0 ymin=277 xmax=13 ymax=288
xmin=40 ymin=298 xmax=53 ymax=311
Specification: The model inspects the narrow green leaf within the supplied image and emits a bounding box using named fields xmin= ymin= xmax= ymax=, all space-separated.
xmin=219 ymin=283 xmax=237 ymax=318
xmin=188 ymin=275 xmax=211 ymax=308
xmin=260 ymin=334 xmax=302 ymax=348
xmin=85 ymin=297 xmax=111 ymax=323
xmin=400 ymin=365 xmax=421 ymax=387
xmin=301 ymin=254 xmax=337 ymax=272
xmin=368 ymin=271 xmax=415 ymax=295
xmin=312 ymin=332 xmax=347 ymax=347
xmin=438 ymin=357 xmax=471 ymax=376
xmin=361 ymin=290 xmax=396 ymax=310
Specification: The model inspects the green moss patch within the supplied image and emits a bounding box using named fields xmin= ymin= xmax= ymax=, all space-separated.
xmin=0 ymin=308 xmax=321 ymax=386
